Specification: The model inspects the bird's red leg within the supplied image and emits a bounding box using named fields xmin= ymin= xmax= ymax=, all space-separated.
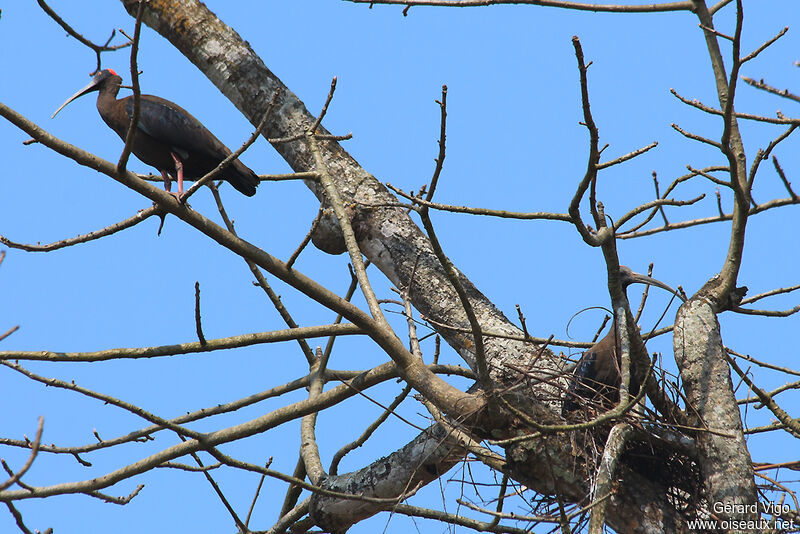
xmin=170 ymin=152 xmax=185 ymax=195
xmin=160 ymin=170 xmax=172 ymax=192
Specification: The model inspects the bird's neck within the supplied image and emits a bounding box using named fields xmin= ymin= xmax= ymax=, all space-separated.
xmin=96 ymin=88 xmax=127 ymax=139
xmin=96 ymin=92 xmax=116 ymax=126
xmin=96 ymin=80 xmax=121 ymax=109
xmin=96 ymin=91 xmax=115 ymax=108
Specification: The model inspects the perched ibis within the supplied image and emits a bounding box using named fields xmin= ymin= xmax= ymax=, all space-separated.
xmin=52 ymin=69 xmax=259 ymax=197
xmin=561 ymin=266 xmax=685 ymax=416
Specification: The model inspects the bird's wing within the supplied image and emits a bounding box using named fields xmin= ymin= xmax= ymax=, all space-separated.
xmin=125 ymin=96 xmax=230 ymax=160
xmin=574 ymin=352 xmax=597 ymax=382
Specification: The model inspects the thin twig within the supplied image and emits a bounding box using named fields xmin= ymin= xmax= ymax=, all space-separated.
xmin=738 ymin=379 xmax=800 ymax=406
xmin=0 ymin=417 xmax=44 ymax=492
xmin=727 ymin=355 xmax=800 ymax=439
xmin=741 ymin=283 xmax=800 ymax=306
xmin=1 ymin=361 xmax=204 ymax=440
xmin=687 ymin=165 xmax=731 ymax=187
xmin=286 ymin=205 xmax=324 ymax=269
xmin=309 ymin=131 xmax=386 ymax=322
xmin=773 ymin=156 xmax=798 ymax=200
xmin=267 ymin=498 xmax=310 ymax=534
xmin=633 ymin=263 xmax=654 ymax=323
xmin=741 ymin=76 xmax=800 ymax=104
xmin=329 ymin=384 xmax=412 ymax=475
xmin=208 ymin=182 xmax=317 ymax=365
xmin=488 ymin=474 xmax=508 ymax=528
xmin=258 ymin=171 xmax=319 ymax=182
xmin=5 ymin=500 xmax=53 ymax=534
xmin=278 ymin=456 xmax=306 ymax=520
xmin=415 ymin=86 xmax=491 ymax=388
xmin=309 ymin=77 xmax=338 ymax=134
xmin=194 ymin=281 xmax=207 ymax=345
xmin=732 ymin=303 xmax=800 ymax=317
xmin=748 ymin=125 xmax=797 ymax=192
xmin=568 ymin=36 xmax=602 ymax=247
xmin=741 ymin=26 xmax=789 ymax=64
xmin=426 ymin=85 xmax=448 ymax=201
xmin=116 ymin=0 xmax=146 ymax=175
xmin=616 ymin=194 xmax=704 ymax=229
xmin=671 ymin=88 xmax=800 ymax=125
xmin=727 ymin=347 xmax=800 ymax=378
xmin=397 ymin=500 xmax=533 ymax=533
xmin=671 ymin=122 xmax=722 ymax=149
xmin=179 ymin=433 xmax=248 ymax=532
xmin=652 ymin=171 xmax=669 ymax=226
xmin=698 ymin=23 xmax=733 ymax=41
xmin=515 ymin=304 xmax=530 ymax=340
xmin=37 ymin=0 xmax=131 ymax=72
xmin=322 ymin=263 xmax=364 ymax=361
xmin=0 ymin=325 xmax=20 ymax=343
xmin=389 ymin=184 xmax=570 ymax=221
xmin=619 ymin=196 xmax=800 ymax=239
xmin=181 ymin=89 xmax=280 ymax=201
xmin=709 ymin=0 xmax=734 ymax=14
xmin=419 ymin=207 xmax=491 ymax=387
xmin=0 ymin=206 xmax=162 ymax=252
xmin=457 ymin=492 xmax=613 ymax=522
xmin=85 ymin=484 xmax=144 ymax=505
xmin=158 ymin=461 xmax=223 ymax=472
xmin=596 ymin=141 xmax=658 ymax=170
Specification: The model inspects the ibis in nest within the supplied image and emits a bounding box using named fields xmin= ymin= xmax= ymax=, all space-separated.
xmin=561 ymin=266 xmax=685 ymax=416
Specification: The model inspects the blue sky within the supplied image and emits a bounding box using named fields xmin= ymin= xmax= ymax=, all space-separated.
xmin=1 ymin=1 xmax=798 ymax=532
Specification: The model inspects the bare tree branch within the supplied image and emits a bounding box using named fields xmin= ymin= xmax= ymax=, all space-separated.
xmin=0 ymin=323 xmax=363 ymax=362
xmin=344 ymin=0 xmax=694 ymax=13
xmin=0 ymin=418 xmax=44 ymax=492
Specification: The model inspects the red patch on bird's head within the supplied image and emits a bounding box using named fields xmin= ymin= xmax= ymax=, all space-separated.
xmin=107 ymin=68 xmax=118 ymax=76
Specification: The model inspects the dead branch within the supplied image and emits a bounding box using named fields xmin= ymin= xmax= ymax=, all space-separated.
xmin=0 ymin=205 xmax=162 ymax=252
xmin=0 ymin=418 xmax=44 ymax=492
xmin=344 ymin=0 xmax=693 ymax=13
xmin=0 ymin=323 xmax=363 ymax=362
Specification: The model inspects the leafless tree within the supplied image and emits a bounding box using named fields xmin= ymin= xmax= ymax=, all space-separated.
xmin=1 ymin=0 xmax=799 ymax=533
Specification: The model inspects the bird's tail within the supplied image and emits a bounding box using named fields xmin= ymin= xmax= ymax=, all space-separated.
xmin=227 ymin=159 xmax=259 ymax=197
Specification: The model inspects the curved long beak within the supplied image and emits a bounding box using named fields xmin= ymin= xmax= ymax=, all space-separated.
xmin=626 ymin=271 xmax=686 ymax=302
xmin=51 ymin=78 xmax=102 ymax=119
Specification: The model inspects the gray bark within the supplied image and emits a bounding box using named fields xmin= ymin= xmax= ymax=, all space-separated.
xmin=673 ymin=297 xmax=759 ymax=528
xmin=310 ymin=424 xmax=465 ymax=533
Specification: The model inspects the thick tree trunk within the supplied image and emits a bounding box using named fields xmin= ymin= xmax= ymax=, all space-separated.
xmin=673 ymin=298 xmax=758 ymax=529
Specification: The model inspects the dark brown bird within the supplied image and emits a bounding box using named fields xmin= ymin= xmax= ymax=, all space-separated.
xmin=561 ymin=266 xmax=685 ymax=416
xmin=52 ymin=69 xmax=259 ymax=197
